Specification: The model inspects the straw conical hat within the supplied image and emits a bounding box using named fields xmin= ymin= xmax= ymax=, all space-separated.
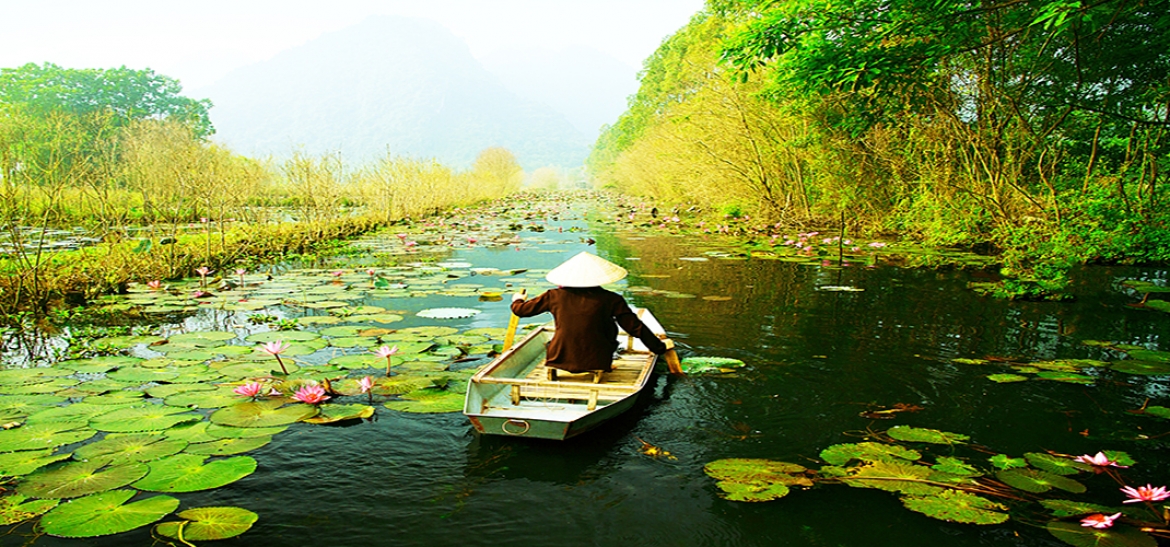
xmin=545 ymin=252 xmax=627 ymax=287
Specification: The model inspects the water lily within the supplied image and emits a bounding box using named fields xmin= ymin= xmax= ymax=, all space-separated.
xmin=405 ymin=241 xmax=417 ymax=248
xmin=1075 ymin=452 xmax=1128 ymax=468
xmin=292 ymin=384 xmax=329 ymax=405
xmin=261 ymin=340 xmax=291 ymax=375
xmin=367 ymin=268 xmax=376 ymax=277
xmin=359 ymin=375 xmax=375 ymax=403
xmin=147 ymin=280 xmax=162 ymax=291
xmin=373 ymin=345 xmax=399 ymax=376
xmin=1080 ymin=512 xmax=1121 ymax=529
xmin=233 ymin=382 xmax=264 ymax=399
xmin=396 ymin=233 xmax=407 ymax=241
xmin=195 ymin=266 xmax=212 ymax=287
xmin=1121 ymin=484 xmax=1170 ymax=503
xmin=867 ymin=241 xmax=887 ymax=248
xmin=235 ymin=268 xmax=247 ymax=285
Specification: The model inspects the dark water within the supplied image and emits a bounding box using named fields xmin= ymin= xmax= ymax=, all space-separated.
xmin=11 ymin=209 xmax=1170 ymax=547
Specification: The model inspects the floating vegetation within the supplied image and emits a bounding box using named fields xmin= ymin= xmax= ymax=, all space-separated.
xmin=705 ymin=426 xmax=1168 ymax=545
xmin=679 ymin=356 xmax=746 ymax=374
xmin=156 ymin=506 xmax=259 ymax=541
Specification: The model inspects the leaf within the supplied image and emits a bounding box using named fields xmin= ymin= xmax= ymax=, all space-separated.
xmin=1145 ymin=406 xmax=1170 ymax=419
xmin=996 ymin=468 xmax=1086 ymax=493
xmin=930 ymin=456 xmax=982 ymax=477
xmin=703 ymin=459 xmax=810 ymax=482
xmin=1046 ymin=521 xmax=1157 ymax=547
xmin=210 ymin=399 xmax=319 ymax=428
xmin=989 ymin=454 xmax=1027 ymax=470
xmin=680 ymin=356 xmax=747 ymax=373
xmin=714 ymin=479 xmax=790 ymax=502
xmin=185 ymin=436 xmax=272 ymax=456
xmin=1025 ymin=452 xmax=1091 ymax=475
xmin=17 ymin=460 xmax=148 ymax=499
xmin=383 ymin=388 xmax=464 ymax=413
xmin=820 ymin=442 xmax=921 ymax=465
xmin=0 ymin=449 xmax=73 ymax=476
xmin=72 ymin=434 xmax=188 ymax=465
xmin=302 ymin=404 xmax=375 ymax=424
xmin=90 ymin=405 xmax=202 ymax=432
xmin=1041 ymin=499 xmax=1124 ymax=517
xmin=40 ymin=489 xmax=179 ymax=538
xmin=0 ymin=423 xmax=97 ymax=452
xmin=886 ymin=426 xmax=970 ymax=444
xmin=841 ymin=459 xmax=941 ymax=496
xmin=156 ymin=506 xmax=259 ymax=541
xmin=133 ymin=454 xmax=257 ymax=492
xmin=901 ymin=489 xmax=1009 ymax=524
xmin=1110 ymin=360 xmax=1170 ymax=376
xmin=987 ymin=373 xmax=1029 ymax=383
xmin=0 ymin=494 xmax=59 ymax=525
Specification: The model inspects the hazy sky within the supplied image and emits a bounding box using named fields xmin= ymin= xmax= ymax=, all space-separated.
xmin=0 ymin=0 xmax=706 ymax=93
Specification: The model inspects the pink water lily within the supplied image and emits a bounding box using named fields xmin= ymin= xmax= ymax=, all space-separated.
xmin=1075 ymin=452 xmax=1128 ymax=468
xmin=260 ymin=340 xmax=290 ymax=375
xmin=359 ymin=376 xmax=374 ymax=394
xmin=147 ymin=280 xmax=162 ymax=290
xmin=373 ymin=345 xmax=399 ymax=376
xmin=367 ymin=268 xmax=377 ymax=277
xmin=233 ymin=382 xmax=264 ymax=398
xmin=1121 ymin=484 xmax=1170 ymax=503
xmin=292 ymin=384 xmax=329 ymax=405
xmin=195 ymin=266 xmax=212 ymax=288
xmin=235 ymin=268 xmax=247 ymax=285
xmin=1080 ymin=512 xmax=1121 ymax=529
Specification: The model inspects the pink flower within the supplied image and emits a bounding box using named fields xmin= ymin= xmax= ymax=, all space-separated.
xmin=261 ymin=341 xmax=289 ymax=356
xmin=396 ymin=233 xmax=407 ymax=241
xmin=332 ymin=270 xmax=345 ymax=277
xmin=367 ymin=268 xmax=376 ymax=276
xmin=233 ymin=382 xmax=264 ymax=398
xmin=867 ymin=241 xmax=887 ymax=248
xmin=147 ymin=280 xmax=162 ymax=290
xmin=200 ymin=217 xmax=209 ymax=223
xmin=1075 ymin=452 xmax=1128 ymax=468
xmin=1080 ymin=513 xmax=1121 ymax=529
xmin=373 ymin=345 xmax=399 ymax=359
xmin=235 ymin=268 xmax=247 ymax=276
xmin=195 ymin=266 xmax=212 ymax=277
xmin=292 ymin=384 xmax=330 ymax=404
xmin=358 ymin=376 xmax=374 ymax=394
xmin=1121 ymin=484 xmax=1170 ymax=503
xmin=467 ymin=237 xmax=477 ymax=244
xmin=405 ymin=241 xmax=417 ymax=247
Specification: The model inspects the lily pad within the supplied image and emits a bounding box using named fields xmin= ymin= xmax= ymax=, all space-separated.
xmin=383 ymin=388 xmax=464 ymax=413
xmin=25 ymin=403 xmax=124 ymax=425
xmin=163 ymin=421 xmax=218 ymax=444
xmin=996 ymin=468 xmax=1086 ymax=493
xmin=39 ymin=489 xmax=179 ymax=538
xmin=90 ymin=406 xmax=202 ymax=432
xmin=156 ymin=506 xmax=259 ymax=541
xmin=930 ymin=457 xmax=982 ymax=477
xmin=886 ymin=426 xmax=970 ymax=445
xmin=57 ymin=356 xmax=143 ymax=374
xmin=0 ymin=449 xmax=73 ymax=476
xmin=1041 ymin=499 xmax=1124 ymax=517
xmin=146 ymin=383 xmax=215 ymax=399
xmin=244 ymin=331 xmax=321 ymax=343
xmin=0 ymin=494 xmax=59 ymax=525
xmin=680 ymin=356 xmax=747 ymax=374
xmin=73 ymin=434 xmax=188 ymax=465
xmin=820 ymin=442 xmax=921 ymax=465
xmin=901 ymin=489 xmax=1009 ymax=525
xmin=18 ymin=460 xmax=149 ymax=498
xmin=206 ymin=424 xmax=288 ymax=438
xmin=0 ymin=423 xmax=97 ymax=452
xmin=185 ymin=436 xmax=272 ymax=456
xmin=133 ymin=454 xmax=257 ymax=492
xmin=841 ymin=459 xmax=941 ymax=496
xmin=210 ymin=399 xmax=319 ymax=428
xmin=1046 ymin=521 xmax=1157 ymax=547
xmin=302 ymin=404 xmax=375 ymax=424
xmin=987 ymin=373 xmax=1028 ymax=383
xmin=106 ymin=367 xmax=180 ymax=384
xmin=1025 ymin=452 xmax=1091 ymax=476
xmin=1111 ymin=360 xmax=1170 ymax=376
xmin=167 ymin=331 xmax=238 ymax=345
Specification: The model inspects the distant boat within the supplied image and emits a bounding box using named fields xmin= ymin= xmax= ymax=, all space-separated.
xmin=464 ymin=308 xmax=674 ymax=440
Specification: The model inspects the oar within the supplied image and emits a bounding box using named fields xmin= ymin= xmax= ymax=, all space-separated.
xmin=502 ymin=289 xmax=526 ymax=352
xmin=662 ymin=338 xmax=684 ymax=375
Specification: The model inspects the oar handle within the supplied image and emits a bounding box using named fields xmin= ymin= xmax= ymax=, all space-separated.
xmin=502 ymin=289 xmax=526 ymax=351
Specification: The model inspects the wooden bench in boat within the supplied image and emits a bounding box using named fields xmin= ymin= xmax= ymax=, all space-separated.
xmin=474 ymin=354 xmax=652 ymax=411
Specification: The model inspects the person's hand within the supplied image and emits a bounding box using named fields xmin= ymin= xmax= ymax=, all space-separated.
xmin=512 ymin=292 xmax=525 ymax=303
xmin=656 ymin=333 xmax=668 ymax=339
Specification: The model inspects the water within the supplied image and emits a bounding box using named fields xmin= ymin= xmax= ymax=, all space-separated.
xmin=7 ymin=203 xmax=1169 ymax=547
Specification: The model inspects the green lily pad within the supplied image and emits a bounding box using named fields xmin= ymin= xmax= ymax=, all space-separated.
xmin=1046 ymin=521 xmax=1157 ymax=547
xmin=210 ymin=400 xmax=319 ymax=428
xmin=133 ymin=454 xmax=257 ymax=492
xmin=1124 ymin=349 xmax=1170 ymax=362
xmin=930 ymin=457 xmax=982 ymax=477
xmin=0 ymin=449 xmax=73 ymax=476
xmin=25 ymin=403 xmax=124 ymax=425
xmin=318 ymin=326 xmax=363 ymax=337
xmin=820 ymin=442 xmax=921 ymax=465
xmin=1041 ymin=499 xmax=1124 ymax=517
xmin=216 ymin=361 xmax=301 ymax=378
xmin=167 ymin=331 xmax=238 ymax=345
xmin=146 ymin=383 xmax=215 ymax=399
xmin=18 ymin=460 xmax=149 ymax=498
xmin=0 ymin=378 xmax=80 ymax=395
xmin=841 ymin=459 xmax=941 ymax=496
xmin=156 ymin=506 xmax=259 ymax=541
xmin=90 ymin=406 xmax=202 ymax=432
xmin=57 ymin=356 xmax=143 ymax=374
xmin=987 ymin=373 xmax=1028 ymax=383
xmin=1025 ymin=452 xmax=1092 ymax=476
xmin=302 ymin=404 xmax=375 ymax=424
xmin=901 ymin=489 xmax=1009 ymax=525
xmin=0 ymin=494 xmax=59 ymax=525
xmin=886 ymin=426 xmax=970 ymax=444
xmin=1145 ymin=406 xmax=1170 ymax=419
xmin=996 ymin=468 xmax=1086 ymax=493
xmin=73 ymin=434 xmax=188 ymax=465
xmin=0 ymin=423 xmax=97 ymax=452
xmin=185 ymin=436 xmax=272 ymax=456
xmin=328 ymin=354 xmax=385 ymax=370
xmin=680 ymin=356 xmax=746 ymax=373
xmin=1111 ymin=360 xmax=1170 ymax=376
xmin=206 ymin=424 xmax=288 ymax=438
xmin=0 ymin=368 xmax=73 ymax=385
xmin=106 ymin=367 xmax=180 ymax=384
xmin=244 ymin=331 xmax=321 ymax=343
xmin=154 ymin=349 xmax=220 ymax=362
xmin=83 ymin=392 xmax=145 ymax=405
xmin=702 ymin=459 xmax=810 ymax=502
xmin=163 ymin=421 xmax=218 ymax=444
xmin=1035 ymin=371 xmax=1096 ymax=384
xmin=329 ymin=336 xmax=380 ymax=348
xmin=383 ymin=388 xmax=464 ymax=413
xmin=39 ymin=489 xmax=179 ymax=538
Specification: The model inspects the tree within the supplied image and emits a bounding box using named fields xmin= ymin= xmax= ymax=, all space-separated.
xmin=0 ymin=63 xmax=213 ymax=137
xmin=470 ymin=147 xmax=523 ymax=196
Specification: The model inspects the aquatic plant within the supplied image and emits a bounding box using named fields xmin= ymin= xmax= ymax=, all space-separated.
xmin=292 ymin=384 xmax=329 ymax=405
xmin=373 ymin=345 xmax=399 ymax=376
xmin=260 ymin=340 xmax=290 ymax=375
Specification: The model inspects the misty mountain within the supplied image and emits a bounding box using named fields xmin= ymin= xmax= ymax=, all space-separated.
xmin=481 ymin=46 xmax=639 ymax=140
xmin=197 ymin=16 xmax=590 ymax=170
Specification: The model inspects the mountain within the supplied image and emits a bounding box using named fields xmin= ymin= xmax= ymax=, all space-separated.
xmin=196 ymin=16 xmax=590 ymax=170
xmin=481 ymin=46 xmax=639 ymax=140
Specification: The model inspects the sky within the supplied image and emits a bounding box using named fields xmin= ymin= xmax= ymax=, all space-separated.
xmin=0 ymin=0 xmax=707 ymax=93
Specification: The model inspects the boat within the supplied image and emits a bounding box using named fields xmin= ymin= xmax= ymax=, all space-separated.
xmin=463 ymin=307 xmax=677 ymax=440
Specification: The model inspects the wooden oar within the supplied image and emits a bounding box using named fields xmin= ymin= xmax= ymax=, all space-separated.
xmin=662 ymin=338 xmax=684 ymax=374
xmin=502 ymin=289 xmax=526 ymax=352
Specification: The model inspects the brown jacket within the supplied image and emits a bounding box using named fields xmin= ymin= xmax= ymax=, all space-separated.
xmin=511 ymin=287 xmax=667 ymax=373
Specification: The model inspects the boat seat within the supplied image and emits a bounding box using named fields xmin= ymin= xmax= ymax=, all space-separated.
xmin=548 ymin=368 xmax=603 ymax=384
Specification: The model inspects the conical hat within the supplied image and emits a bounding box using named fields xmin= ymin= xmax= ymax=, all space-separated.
xmin=545 ymin=252 xmax=627 ymax=287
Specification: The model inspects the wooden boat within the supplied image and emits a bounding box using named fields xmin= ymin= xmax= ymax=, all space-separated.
xmin=464 ymin=307 xmax=676 ymax=440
